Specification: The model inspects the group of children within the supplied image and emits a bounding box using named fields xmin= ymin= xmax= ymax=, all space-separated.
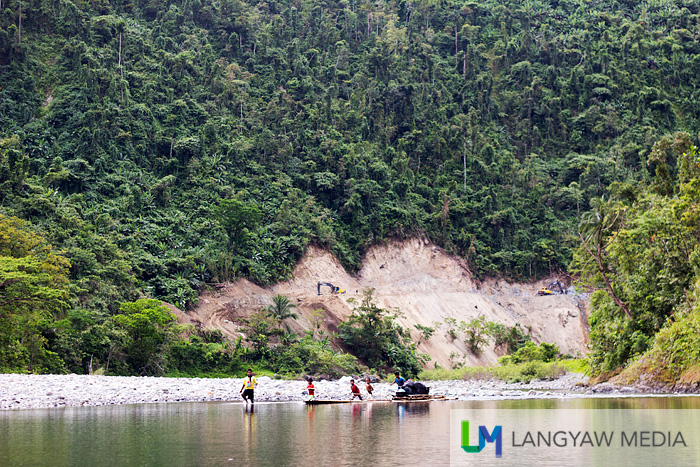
xmin=305 ymin=376 xmax=373 ymax=401
xmin=307 ymin=371 xmax=406 ymax=401
xmin=240 ymin=369 xmax=406 ymax=403
xmin=306 ymin=376 xmax=374 ymax=401
xmin=348 ymin=378 xmax=373 ymax=400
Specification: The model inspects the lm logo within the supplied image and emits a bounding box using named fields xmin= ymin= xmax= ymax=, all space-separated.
xmin=461 ymin=421 xmax=502 ymax=458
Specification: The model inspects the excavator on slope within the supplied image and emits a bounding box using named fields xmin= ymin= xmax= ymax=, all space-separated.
xmin=548 ymin=280 xmax=566 ymax=294
xmin=537 ymin=280 xmax=566 ymax=296
xmin=317 ymin=282 xmax=346 ymax=296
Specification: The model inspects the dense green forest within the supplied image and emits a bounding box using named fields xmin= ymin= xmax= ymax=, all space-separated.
xmin=1 ymin=0 xmax=700 ymax=378
xmin=574 ymin=134 xmax=700 ymax=383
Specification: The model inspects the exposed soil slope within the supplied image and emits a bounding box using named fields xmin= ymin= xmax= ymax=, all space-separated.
xmin=187 ymin=239 xmax=589 ymax=368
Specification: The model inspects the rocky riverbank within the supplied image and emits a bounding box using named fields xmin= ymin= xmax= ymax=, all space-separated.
xmin=0 ymin=372 xmax=681 ymax=410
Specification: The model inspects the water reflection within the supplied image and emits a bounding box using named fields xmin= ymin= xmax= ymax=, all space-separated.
xmin=242 ymin=404 xmax=256 ymax=463
xmin=0 ymin=397 xmax=699 ymax=466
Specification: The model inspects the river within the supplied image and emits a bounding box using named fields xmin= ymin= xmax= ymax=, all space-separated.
xmin=1 ymin=397 xmax=699 ymax=466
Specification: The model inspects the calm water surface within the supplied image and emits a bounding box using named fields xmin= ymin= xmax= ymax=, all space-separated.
xmin=1 ymin=397 xmax=699 ymax=466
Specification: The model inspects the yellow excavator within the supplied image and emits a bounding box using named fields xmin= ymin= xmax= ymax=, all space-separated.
xmin=537 ymin=280 xmax=566 ymax=296
xmin=317 ymin=282 xmax=346 ymax=295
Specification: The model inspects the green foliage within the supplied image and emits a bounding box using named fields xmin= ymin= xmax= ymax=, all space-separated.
xmin=269 ymin=334 xmax=359 ymax=377
xmin=439 ymin=317 xmax=531 ymax=359
xmin=6 ymin=0 xmax=683 ymax=309
xmin=557 ymin=358 xmax=590 ymax=375
xmin=5 ymin=0 xmax=700 ymax=377
xmin=239 ymin=310 xmax=283 ymax=355
xmin=419 ymin=360 xmax=566 ymax=383
xmin=619 ymin=306 xmax=700 ymax=383
xmin=498 ymin=341 xmax=560 ymax=365
xmin=414 ymin=323 xmax=435 ymax=342
xmin=491 ymin=361 xmax=567 ymax=383
xmin=486 ymin=322 xmax=532 ymax=354
xmin=263 ymin=294 xmax=298 ymax=330
xmin=338 ymin=289 xmax=428 ymax=377
xmin=575 ymin=137 xmax=700 ymax=375
xmin=0 ymin=215 xmax=70 ymax=372
xmin=42 ymin=307 xmax=126 ymax=375
xmin=238 ymin=308 xmax=358 ymax=377
xmin=448 ymin=351 xmax=466 ymax=370
xmin=0 ymin=135 xmax=29 ymax=191
xmin=443 ymin=317 xmax=459 ymax=340
xmin=168 ymin=333 xmax=244 ymax=377
xmin=459 ymin=316 xmax=490 ymax=355
xmin=111 ymin=299 xmax=178 ymax=375
xmin=213 ymin=196 xmax=261 ymax=249
xmin=656 ymin=308 xmax=700 ymax=376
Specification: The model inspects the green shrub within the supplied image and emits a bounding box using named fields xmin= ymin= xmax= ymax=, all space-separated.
xmin=486 ymin=322 xmax=532 ymax=353
xmin=557 ymin=358 xmax=590 ymax=375
xmin=641 ymin=307 xmax=700 ymax=380
xmin=499 ymin=341 xmax=560 ymax=365
xmin=339 ymin=289 xmax=428 ymax=377
xmin=168 ymin=335 xmax=243 ymax=376
xmin=459 ymin=316 xmax=489 ymax=355
xmin=419 ymin=361 xmax=566 ymax=383
xmin=492 ymin=362 xmax=566 ymax=383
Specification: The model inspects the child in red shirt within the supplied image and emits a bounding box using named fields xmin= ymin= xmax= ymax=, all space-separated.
xmin=306 ymin=377 xmax=315 ymax=401
xmin=350 ymin=379 xmax=362 ymax=400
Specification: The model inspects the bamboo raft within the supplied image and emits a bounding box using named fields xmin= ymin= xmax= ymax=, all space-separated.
xmin=391 ymin=394 xmax=452 ymax=402
xmin=304 ymin=395 xmax=453 ymax=405
xmin=304 ymin=399 xmax=391 ymax=405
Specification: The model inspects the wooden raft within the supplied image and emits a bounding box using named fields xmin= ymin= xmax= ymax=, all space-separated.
xmin=304 ymin=399 xmax=391 ymax=405
xmin=391 ymin=394 xmax=451 ymax=402
xmin=304 ymin=395 xmax=454 ymax=405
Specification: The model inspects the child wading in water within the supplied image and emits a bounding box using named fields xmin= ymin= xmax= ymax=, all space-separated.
xmin=306 ymin=377 xmax=315 ymax=401
xmin=350 ymin=379 xmax=363 ymax=400
xmin=240 ymin=368 xmax=258 ymax=404
xmin=365 ymin=378 xmax=374 ymax=400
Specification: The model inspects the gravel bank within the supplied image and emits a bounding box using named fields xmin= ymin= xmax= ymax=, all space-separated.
xmin=0 ymin=372 xmax=655 ymax=411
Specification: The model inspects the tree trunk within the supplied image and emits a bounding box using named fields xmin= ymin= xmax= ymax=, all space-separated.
xmin=119 ymin=32 xmax=124 ymax=102
xmin=463 ymin=139 xmax=467 ymax=191
xmin=455 ymin=27 xmax=458 ymax=59
xmin=579 ymin=232 xmax=632 ymax=320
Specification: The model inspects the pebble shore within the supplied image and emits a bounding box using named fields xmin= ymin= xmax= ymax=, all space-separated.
xmin=0 ymin=372 xmax=650 ymax=410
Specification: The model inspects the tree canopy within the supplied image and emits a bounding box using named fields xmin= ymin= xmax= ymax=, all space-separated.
xmin=0 ymin=215 xmax=70 ymax=372
xmin=2 ymin=0 xmax=700 ymax=376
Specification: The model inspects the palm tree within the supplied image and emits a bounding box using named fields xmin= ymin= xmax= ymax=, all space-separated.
xmin=263 ymin=294 xmax=298 ymax=330
xmin=579 ymin=196 xmax=606 ymax=245
xmin=578 ymin=196 xmax=631 ymax=320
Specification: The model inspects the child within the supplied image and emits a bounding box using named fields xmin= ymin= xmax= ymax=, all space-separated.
xmin=240 ymin=368 xmax=258 ymax=404
xmin=306 ymin=377 xmax=315 ymax=401
xmin=350 ymin=379 xmax=363 ymax=400
xmin=392 ymin=371 xmax=405 ymax=388
xmin=365 ymin=378 xmax=374 ymax=400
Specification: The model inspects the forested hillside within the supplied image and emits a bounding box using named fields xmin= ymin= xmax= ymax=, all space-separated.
xmin=1 ymin=0 xmax=700 ymax=377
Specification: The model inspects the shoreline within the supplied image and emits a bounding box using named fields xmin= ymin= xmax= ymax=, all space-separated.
xmin=0 ymin=373 xmax=695 ymax=411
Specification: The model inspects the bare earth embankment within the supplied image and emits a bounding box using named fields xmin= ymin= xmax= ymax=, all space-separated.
xmin=186 ymin=239 xmax=589 ymax=368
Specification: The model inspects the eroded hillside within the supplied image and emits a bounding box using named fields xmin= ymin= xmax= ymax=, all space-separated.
xmin=182 ymin=240 xmax=589 ymax=368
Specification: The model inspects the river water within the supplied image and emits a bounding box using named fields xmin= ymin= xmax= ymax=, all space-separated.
xmin=1 ymin=397 xmax=699 ymax=466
